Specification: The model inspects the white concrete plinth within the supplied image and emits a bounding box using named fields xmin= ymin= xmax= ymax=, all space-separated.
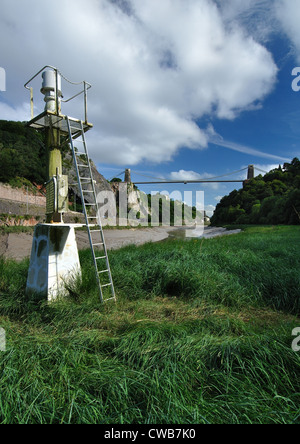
xmin=26 ymin=224 xmax=81 ymax=302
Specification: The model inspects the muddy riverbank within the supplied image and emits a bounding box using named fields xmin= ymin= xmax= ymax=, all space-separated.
xmin=0 ymin=226 xmax=241 ymax=262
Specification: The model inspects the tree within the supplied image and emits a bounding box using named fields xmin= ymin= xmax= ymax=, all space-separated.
xmin=0 ymin=120 xmax=46 ymax=185
xmin=211 ymin=159 xmax=300 ymax=226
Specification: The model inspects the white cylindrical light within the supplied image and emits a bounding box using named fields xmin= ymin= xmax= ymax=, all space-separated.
xmin=41 ymin=70 xmax=62 ymax=112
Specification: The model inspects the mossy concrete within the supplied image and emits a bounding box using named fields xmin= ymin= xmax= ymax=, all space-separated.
xmin=26 ymin=224 xmax=81 ymax=302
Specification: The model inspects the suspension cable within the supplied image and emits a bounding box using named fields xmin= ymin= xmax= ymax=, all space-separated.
xmin=108 ymin=171 xmax=126 ymax=182
xmin=131 ymin=167 xmax=249 ymax=182
xmin=254 ymin=166 xmax=269 ymax=175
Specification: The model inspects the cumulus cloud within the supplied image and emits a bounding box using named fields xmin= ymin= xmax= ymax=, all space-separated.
xmin=169 ymin=170 xmax=205 ymax=181
xmin=169 ymin=170 xmax=220 ymax=190
xmin=0 ymin=0 xmax=278 ymax=165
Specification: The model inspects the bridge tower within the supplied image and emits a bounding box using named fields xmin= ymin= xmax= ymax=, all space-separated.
xmin=243 ymin=165 xmax=255 ymax=187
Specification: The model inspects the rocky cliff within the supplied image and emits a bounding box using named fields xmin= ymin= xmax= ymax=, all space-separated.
xmin=63 ymin=151 xmax=112 ymax=205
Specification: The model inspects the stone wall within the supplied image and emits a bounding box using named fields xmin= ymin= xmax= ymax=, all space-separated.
xmin=0 ymin=183 xmax=46 ymax=207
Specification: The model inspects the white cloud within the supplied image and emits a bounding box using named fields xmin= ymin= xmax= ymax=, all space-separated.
xmin=0 ymin=0 xmax=278 ymax=165
xmin=276 ymin=0 xmax=300 ymax=63
xmin=0 ymin=102 xmax=31 ymax=122
xmin=205 ymin=205 xmax=216 ymax=217
xmin=169 ymin=170 xmax=204 ymax=181
xmin=215 ymin=195 xmax=224 ymax=202
xmin=252 ymin=163 xmax=282 ymax=175
xmin=217 ymin=0 xmax=278 ymax=43
xmin=169 ymin=170 xmax=220 ymax=189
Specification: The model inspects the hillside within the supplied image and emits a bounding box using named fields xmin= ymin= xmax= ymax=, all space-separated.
xmin=211 ymin=158 xmax=300 ymax=226
xmin=0 ymin=120 xmax=114 ymax=209
xmin=0 ymin=120 xmax=47 ymax=185
xmin=0 ymin=120 xmax=205 ymax=227
xmin=0 ymin=119 xmax=111 ymax=193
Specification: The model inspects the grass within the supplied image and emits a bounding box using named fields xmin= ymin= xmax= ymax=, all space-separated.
xmin=0 ymin=226 xmax=35 ymax=234
xmin=0 ymin=225 xmax=299 ymax=424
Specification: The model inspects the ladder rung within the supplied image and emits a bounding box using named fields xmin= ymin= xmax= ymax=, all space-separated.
xmin=79 ymin=177 xmax=92 ymax=180
xmin=96 ymin=256 xmax=107 ymax=260
xmin=93 ymin=242 xmax=104 ymax=246
xmin=101 ymin=283 xmax=112 ymax=288
xmin=85 ymin=203 xmax=97 ymax=206
xmin=104 ymin=297 xmax=116 ymax=302
xmin=82 ymin=190 xmax=94 ymax=193
xmin=77 ymin=164 xmax=89 ymax=168
xmin=98 ymin=269 xmax=109 ymax=274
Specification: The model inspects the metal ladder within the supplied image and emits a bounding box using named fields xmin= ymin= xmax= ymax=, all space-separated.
xmin=66 ymin=116 xmax=116 ymax=303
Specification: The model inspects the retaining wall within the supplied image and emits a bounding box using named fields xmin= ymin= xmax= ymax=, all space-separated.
xmin=0 ymin=183 xmax=46 ymax=207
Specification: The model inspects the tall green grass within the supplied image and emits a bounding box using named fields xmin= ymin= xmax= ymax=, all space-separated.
xmin=0 ymin=226 xmax=299 ymax=423
xmin=110 ymin=225 xmax=300 ymax=313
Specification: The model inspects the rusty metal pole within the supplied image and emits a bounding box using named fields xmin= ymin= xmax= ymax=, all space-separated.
xmin=30 ymin=87 xmax=34 ymax=120
xmin=84 ymin=81 xmax=88 ymax=124
xmin=45 ymin=128 xmax=63 ymax=223
xmin=45 ymin=69 xmax=63 ymax=223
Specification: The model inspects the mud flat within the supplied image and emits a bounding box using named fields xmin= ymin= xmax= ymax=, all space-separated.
xmin=0 ymin=226 xmax=178 ymax=262
xmin=0 ymin=226 xmax=242 ymax=262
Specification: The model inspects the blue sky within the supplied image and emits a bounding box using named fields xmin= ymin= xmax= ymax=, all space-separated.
xmin=0 ymin=0 xmax=300 ymax=216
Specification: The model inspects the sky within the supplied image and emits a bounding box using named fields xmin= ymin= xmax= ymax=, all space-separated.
xmin=1 ymin=0 xmax=300 ymax=217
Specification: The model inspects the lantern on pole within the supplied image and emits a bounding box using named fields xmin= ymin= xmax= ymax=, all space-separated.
xmin=24 ymin=67 xmax=115 ymax=304
xmin=24 ymin=66 xmax=92 ymax=301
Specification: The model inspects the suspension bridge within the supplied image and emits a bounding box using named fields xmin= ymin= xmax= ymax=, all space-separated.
xmin=109 ymin=165 xmax=269 ymax=186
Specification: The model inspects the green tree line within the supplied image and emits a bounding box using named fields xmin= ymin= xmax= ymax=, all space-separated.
xmin=0 ymin=120 xmax=47 ymax=185
xmin=211 ymin=158 xmax=300 ymax=225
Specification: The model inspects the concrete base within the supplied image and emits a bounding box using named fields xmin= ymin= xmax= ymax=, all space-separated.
xmin=26 ymin=224 xmax=82 ymax=302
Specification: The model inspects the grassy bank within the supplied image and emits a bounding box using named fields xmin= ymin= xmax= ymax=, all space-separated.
xmin=0 ymin=226 xmax=299 ymax=424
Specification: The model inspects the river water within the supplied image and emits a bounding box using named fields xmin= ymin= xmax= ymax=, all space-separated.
xmin=168 ymin=226 xmax=242 ymax=240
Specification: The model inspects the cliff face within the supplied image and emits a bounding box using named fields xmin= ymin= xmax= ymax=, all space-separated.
xmin=110 ymin=182 xmax=150 ymax=225
xmin=63 ymin=152 xmax=113 ymax=203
